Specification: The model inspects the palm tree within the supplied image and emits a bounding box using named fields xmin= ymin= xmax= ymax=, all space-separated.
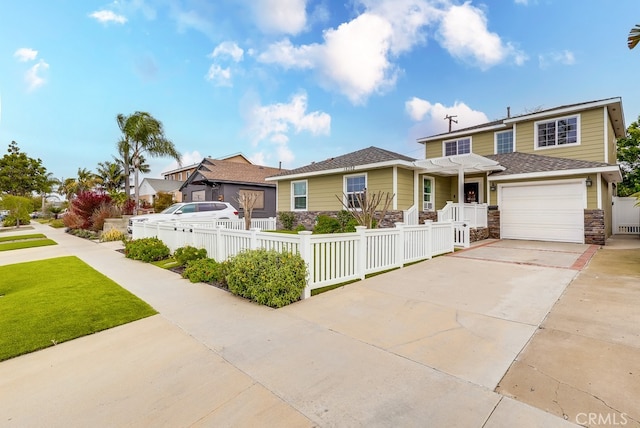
xmin=96 ymin=160 xmax=124 ymax=193
xmin=116 ymin=112 xmax=181 ymax=210
xmin=629 ymin=24 xmax=640 ymax=50
xmin=76 ymin=168 xmax=100 ymax=193
xmin=61 ymin=177 xmax=78 ymax=201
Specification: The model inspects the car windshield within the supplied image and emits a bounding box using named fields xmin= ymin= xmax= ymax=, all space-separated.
xmin=161 ymin=204 xmax=183 ymax=214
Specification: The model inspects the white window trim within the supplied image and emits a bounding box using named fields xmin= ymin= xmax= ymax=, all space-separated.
xmin=442 ymin=137 xmax=472 ymax=156
xmin=343 ymin=172 xmax=367 ymax=209
xmin=534 ymin=114 xmax=581 ymax=150
xmin=494 ymin=129 xmax=514 ymax=154
xmin=422 ymin=176 xmax=435 ymax=211
xmin=291 ymin=180 xmax=308 ymax=211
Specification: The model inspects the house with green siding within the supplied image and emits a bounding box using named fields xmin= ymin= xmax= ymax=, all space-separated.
xmin=267 ymin=97 xmax=625 ymax=245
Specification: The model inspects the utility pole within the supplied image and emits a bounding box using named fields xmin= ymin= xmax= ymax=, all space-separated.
xmin=444 ymin=115 xmax=458 ymax=132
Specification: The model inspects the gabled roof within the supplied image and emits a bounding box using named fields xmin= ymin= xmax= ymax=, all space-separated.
xmin=185 ymin=158 xmax=284 ymax=187
xmin=267 ymin=146 xmax=416 ymax=181
xmin=418 ymin=97 xmax=625 ymax=143
xmin=140 ymin=178 xmax=183 ymax=193
xmin=486 ymin=152 xmax=622 ymax=182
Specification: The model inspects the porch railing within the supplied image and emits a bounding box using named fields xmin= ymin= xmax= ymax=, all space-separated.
xmin=437 ymin=201 xmax=488 ymax=228
xmin=403 ymin=205 xmax=419 ymax=225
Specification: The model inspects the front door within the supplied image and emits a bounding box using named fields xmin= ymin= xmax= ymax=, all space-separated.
xmin=464 ymin=183 xmax=479 ymax=203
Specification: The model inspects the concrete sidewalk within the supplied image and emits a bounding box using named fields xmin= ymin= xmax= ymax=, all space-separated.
xmin=0 ymin=223 xmax=594 ymax=427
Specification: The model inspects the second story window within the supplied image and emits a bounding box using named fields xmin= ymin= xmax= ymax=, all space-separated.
xmin=495 ymin=130 xmax=514 ymax=154
xmin=443 ymin=137 xmax=471 ymax=156
xmin=536 ymin=115 xmax=579 ymax=148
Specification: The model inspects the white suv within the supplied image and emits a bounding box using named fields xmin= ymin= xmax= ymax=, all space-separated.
xmin=128 ymin=201 xmax=239 ymax=233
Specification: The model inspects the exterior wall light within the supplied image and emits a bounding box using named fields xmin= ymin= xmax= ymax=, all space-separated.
xmin=585 ymin=177 xmax=593 ymax=187
xmin=490 ymin=183 xmax=497 ymax=191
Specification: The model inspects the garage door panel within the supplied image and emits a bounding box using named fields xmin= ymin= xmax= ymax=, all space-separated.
xmin=500 ymin=182 xmax=584 ymax=244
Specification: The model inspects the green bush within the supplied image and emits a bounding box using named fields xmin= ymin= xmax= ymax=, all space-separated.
xmin=279 ymin=211 xmax=296 ymax=230
xmin=124 ymin=237 xmax=170 ymax=262
xmin=313 ymin=215 xmax=341 ymax=234
xmin=3 ymin=213 xmax=31 ymax=227
xmin=336 ymin=210 xmax=358 ymax=232
xmin=68 ymin=228 xmax=100 ymax=240
xmin=49 ymin=219 xmax=65 ymax=228
xmin=226 ymin=249 xmax=307 ymax=308
xmin=295 ymin=224 xmax=307 ymax=232
xmin=174 ymin=245 xmax=208 ymax=267
xmin=182 ymin=258 xmax=224 ymax=284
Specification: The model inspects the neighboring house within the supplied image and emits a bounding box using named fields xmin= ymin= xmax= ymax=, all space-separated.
xmin=162 ymin=163 xmax=199 ymax=182
xmin=180 ymin=157 xmax=284 ymax=218
xmin=138 ymin=178 xmax=184 ymax=206
xmin=268 ymin=97 xmax=625 ymax=245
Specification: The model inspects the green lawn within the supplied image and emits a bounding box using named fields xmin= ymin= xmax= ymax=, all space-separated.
xmin=0 ymin=239 xmax=57 ymax=251
xmin=0 ymin=233 xmax=47 ymax=242
xmin=0 ymin=256 xmax=157 ymax=361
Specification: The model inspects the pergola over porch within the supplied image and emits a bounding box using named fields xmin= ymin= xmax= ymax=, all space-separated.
xmin=412 ymin=153 xmax=505 ymax=224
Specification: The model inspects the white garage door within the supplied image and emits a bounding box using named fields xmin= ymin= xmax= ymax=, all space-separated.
xmin=500 ymin=181 xmax=585 ymax=243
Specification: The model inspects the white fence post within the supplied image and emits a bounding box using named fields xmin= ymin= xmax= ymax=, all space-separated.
xmin=216 ymin=226 xmax=225 ymax=262
xmin=298 ymin=231 xmax=313 ymax=299
xmin=250 ymin=228 xmax=260 ymax=250
xmin=355 ymin=226 xmax=367 ymax=280
xmin=395 ymin=222 xmax=405 ymax=267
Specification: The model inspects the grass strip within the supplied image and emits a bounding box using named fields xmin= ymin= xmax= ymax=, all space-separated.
xmin=0 ymin=256 xmax=157 ymax=361
xmin=0 ymin=239 xmax=57 ymax=251
xmin=0 ymin=233 xmax=46 ymax=242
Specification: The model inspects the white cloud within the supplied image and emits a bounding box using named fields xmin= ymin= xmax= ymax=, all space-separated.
xmin=405 ymin=97 xmax=432 ymax=121
xmin=89 ymin=10 xmax=127 ymax=24
xmin=173 ymin=9 xmax=215 ymax=37
xmin=210 ymin=41 xmax=244 ymax=62
xmin=205 ymin=64 xmax=232 ymax=86
xmin=25 ymin=60 xmax=49 ymax=92
xmin=245 ymin=92 xmax=330 ymax=166
xmin=14 ymin=48 xmax=38 ymax=62
xmin=259 ymin=13 xmax=397 ymax=104
xmin=538 ymin=50 xmax=575 ymax=69
xmin=251 ymin=0 xmax=307 ymax=35
xmin=407 ymin=98 xmax=489 ymax=138
xmin=437 ymin=2 xmax=526 ymax=70
xmin=514 ymin=0 xmax=528 ymax=4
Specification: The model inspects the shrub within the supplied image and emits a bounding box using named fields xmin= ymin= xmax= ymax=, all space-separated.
xmin=69 ymin=191 xmax=112 ymax=229
xmin=226 ymin=249 xmax=307 ymax=308
xmin=68 ymin=228 xmax=100 ymax=240
xmin=182 ymin=258 xmax=224 ymax=284
xmin=62 ymin=211 xmax=84 ymax=229
xmin=337 ymin=210 xmax=358 ymax=232
xmin=295 ymin=224 xmax=307 ymax=232
xmin=100 ymin=228 xmax=124 ymax=242
xmin=0 ymin=195 xmax=33 ymax=227
xmin=154 ymin=192 xmax=174 ymax=213
xmin=90 ymin=203 xmax=120 ymax=232
xmin=124 ymin=237 xmax=170 ymax=262
xmin=313 ymin=215 xmax=341 ymax=234
xmin=174 ymin=245 xmax=208 ymax=267
xmin=49 ymin=219 xmax=65 ymax=228
xmin=122 ymin=198 xmax=136 ymax=216
xmin=279 ymin=211 xmax=296 ymax=230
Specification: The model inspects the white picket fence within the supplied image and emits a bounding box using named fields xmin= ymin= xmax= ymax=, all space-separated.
xmin=132 ymin=219 xmax=463 ymax=298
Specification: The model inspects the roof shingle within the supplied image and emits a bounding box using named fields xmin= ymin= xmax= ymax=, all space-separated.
xmin=194 ymin=158 xmax=284 ymax=185
xmin=486 ymin=152 xmax=613 ymax=176
xmin=273 ymin=146 xmax=416 ymax=177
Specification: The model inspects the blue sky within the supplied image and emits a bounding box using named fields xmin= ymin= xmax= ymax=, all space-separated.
xmin=1 ymin=0 xmax=639 ymax=182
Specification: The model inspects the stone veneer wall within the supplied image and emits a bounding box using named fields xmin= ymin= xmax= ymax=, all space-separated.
xmin=487 ymin=209 xmax=501 ymax=239
xmin=278 ymin=210 xmax=406 ymax=230
xmin=470 ymin=228 xmax=489 ymax=242
xmin=584 ymin=209 xmax=605 ymax=246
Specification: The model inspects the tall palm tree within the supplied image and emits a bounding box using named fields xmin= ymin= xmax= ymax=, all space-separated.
xmin=116 ymin=111 xmax=181 ymax=210
xmin=61 ymin=177 xmax=78 ymax=201
xmin=76 ymin=168 xmax=100 ymax=193
xmin=629 ymin=24 xmax=640 ymax=50
xmin=96 ymin=160 xmax=124 ymax=193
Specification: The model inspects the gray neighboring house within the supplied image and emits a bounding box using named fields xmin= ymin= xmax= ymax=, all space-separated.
xmin=138 ymin=178 xmax=184 ymax=206
xmin=180 ymin=158 xmax=285 ymax=218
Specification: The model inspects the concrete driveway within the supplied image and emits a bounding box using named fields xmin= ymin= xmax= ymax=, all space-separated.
xmin=0 ymin=225 xmax=610 ymax=427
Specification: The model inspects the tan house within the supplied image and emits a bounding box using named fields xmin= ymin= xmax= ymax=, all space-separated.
xmin=138 ymin=178 xmax=183 ymax=206
xmin=268 ymin=97 xmax=625 ymax=245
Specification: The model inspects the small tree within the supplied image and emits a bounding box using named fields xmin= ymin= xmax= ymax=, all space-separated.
xmin=0 ymin=195 xmax=33 ymax=227
xmin=336 ymin=189 xmax=395 ymax=229
xmin=235 ymin=190 xmax=261 ymax=230
xmin=153 ymin=192 xmax=174 ymax=212
xmin=617 ymin=115 xmax=640 ymax=196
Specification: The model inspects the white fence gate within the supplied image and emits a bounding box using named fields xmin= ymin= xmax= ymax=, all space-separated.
xmin=132 ymin=220 xmax=463 ymax=298
xmin=613 ymin=197 xmax=640 ymax=234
